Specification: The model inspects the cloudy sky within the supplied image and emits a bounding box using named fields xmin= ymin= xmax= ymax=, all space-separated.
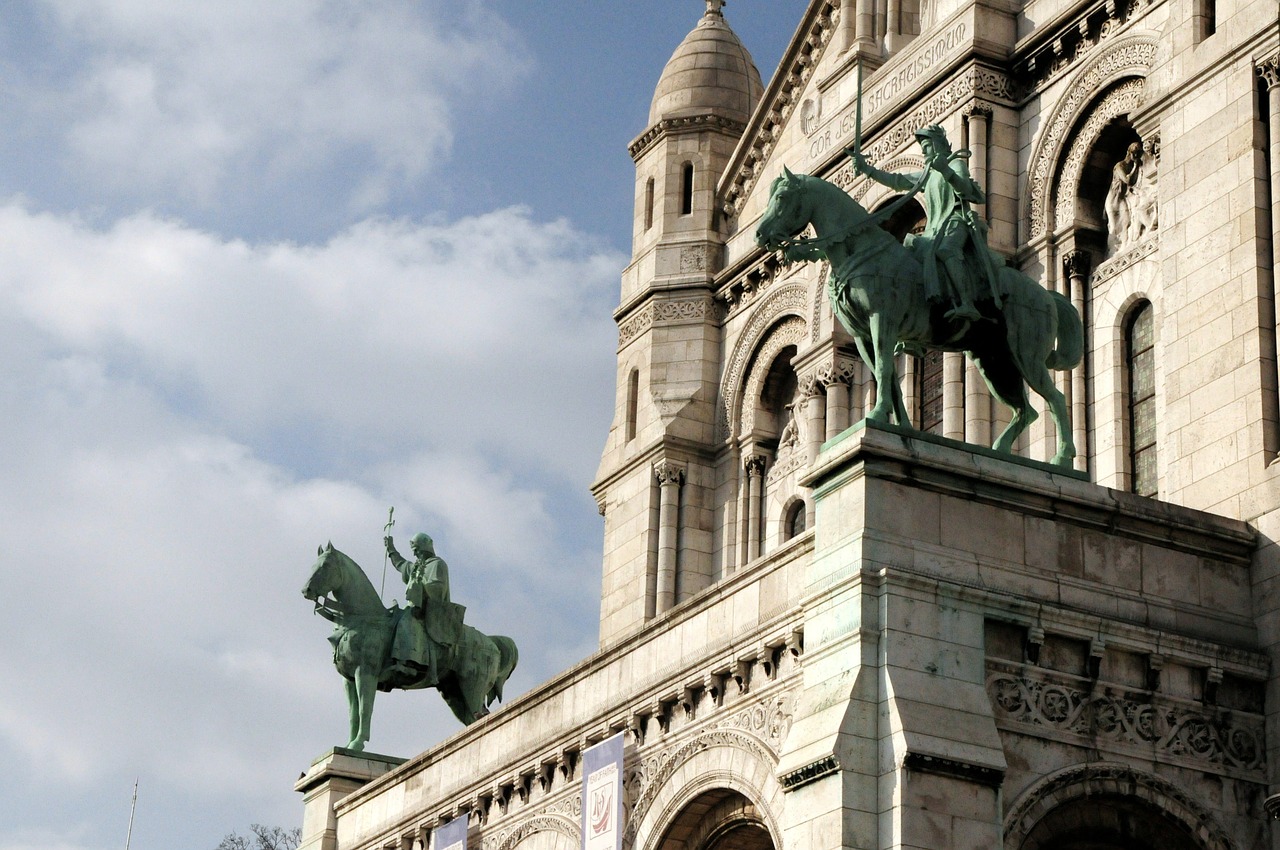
xmin=0 ymin=2 xmax=798 ymax=849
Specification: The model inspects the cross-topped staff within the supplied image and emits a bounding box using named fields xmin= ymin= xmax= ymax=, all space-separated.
xmin=379 ymin=506 xmax=395 ymax=600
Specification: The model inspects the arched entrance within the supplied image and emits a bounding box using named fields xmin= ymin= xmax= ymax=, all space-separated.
xmin=652 ymin=789 xmax=776 ymax=850
xmin=1019 ymin=794 xmax=1204 ymax=850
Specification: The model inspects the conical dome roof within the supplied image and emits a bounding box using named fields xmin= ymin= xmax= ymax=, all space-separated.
xmin=648 ymin=2 xmax=764 ymax=126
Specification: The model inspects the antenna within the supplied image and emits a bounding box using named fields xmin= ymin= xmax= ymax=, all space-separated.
xmin=124 ymin=779 xmax=138 ymax=850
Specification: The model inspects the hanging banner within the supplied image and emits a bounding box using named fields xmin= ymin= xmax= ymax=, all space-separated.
xmin=580 ymin=732 xmax=625 ymax=850
xmin=434 ymin=814 xmax=468 ymax=850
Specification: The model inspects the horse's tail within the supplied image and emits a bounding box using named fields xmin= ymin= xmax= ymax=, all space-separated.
xmin=487 ymin=636 xmax=519 ymax=705
xmin=1046 ymin=290 xmax=1083 ymax=371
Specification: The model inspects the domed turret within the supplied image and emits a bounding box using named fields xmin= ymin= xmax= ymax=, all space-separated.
xmin=648 ymin=1 xmax=764 ymax=127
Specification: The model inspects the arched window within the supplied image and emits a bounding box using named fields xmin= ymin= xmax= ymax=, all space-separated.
xmin=644 ymin=177 xmax=655 ymax=230
xmin=626 ymin=368 xmax=639 ymax=442
xmin=680 ymin=162 xmax=694 ymax=216
xmin=1126 ymin=301 xmax=1157 ymax=496
xmin=784 ymin=500 xmax=807 ymax=540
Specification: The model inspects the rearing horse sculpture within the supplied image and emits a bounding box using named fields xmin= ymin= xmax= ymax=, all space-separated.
xmin=756 ymin=167 xmax=1082 ymax=467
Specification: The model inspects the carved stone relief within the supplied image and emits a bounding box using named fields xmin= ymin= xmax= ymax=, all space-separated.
xmin=986 ymin=661 xmax=1265 ymax=779
xmin=1100 ymin=134 xmax=1159 ymax=256
xmin=1027 ymin=36 xmax=1158 ymax=239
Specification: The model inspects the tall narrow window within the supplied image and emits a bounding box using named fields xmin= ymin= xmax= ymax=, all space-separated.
xmin=1193 ymin=0 xmax=1215 ymax=41
xmin=644 ymin=177 xmax=655 ymax=230
xmin=626 ymin=369 xmax=639 ymax=441
xmin=784 ymin=500 xmax=807 ymax=540
xmin=915 ymin=348 xmax=944 ymax=435
xmin=1127 ymin=302 xmax=1157 ymax=497
xmin=680 ymin=162 xmax=694 ymax=216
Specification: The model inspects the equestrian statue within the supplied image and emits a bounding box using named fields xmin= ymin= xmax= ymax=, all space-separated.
xmin=755 ymin=122 xmax=1082 ymax=467
xmin=302 ymin=525 xmax=518 ymax=752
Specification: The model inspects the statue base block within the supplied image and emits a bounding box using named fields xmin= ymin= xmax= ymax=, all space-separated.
xmin=296 ymin=748 xmax=407 ymax=850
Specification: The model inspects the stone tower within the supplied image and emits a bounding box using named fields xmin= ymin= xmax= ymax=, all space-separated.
xmin=592 ymin=3 xmax=763 ymax=646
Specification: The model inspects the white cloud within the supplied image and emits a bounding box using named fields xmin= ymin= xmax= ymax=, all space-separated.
xmin=0 ymin=201 xmax=618 ymax=811
xmin=31 ymin=0 xmax=530 ymax=213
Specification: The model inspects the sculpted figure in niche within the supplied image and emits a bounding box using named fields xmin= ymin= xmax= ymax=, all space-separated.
xmin=1105 ymin=142 xmax=1146 ymax=253
xmin=849 ymin=125 xmax=996 ymax=322
xmin=1128 ymin=139 xmax=1159 ymax=245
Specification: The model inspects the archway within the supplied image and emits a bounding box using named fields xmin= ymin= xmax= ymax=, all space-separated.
xmin=1019 ymin=794 xmax=1204 ymax=850
xmin=651 ymin=789 xmax=776 ymax=850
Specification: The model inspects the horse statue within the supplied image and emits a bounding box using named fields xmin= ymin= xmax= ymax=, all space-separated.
xmin=755 ymin=166 xmax=1082 ymax=467
xmin=302 ymin=542 xmax=518 ymax=752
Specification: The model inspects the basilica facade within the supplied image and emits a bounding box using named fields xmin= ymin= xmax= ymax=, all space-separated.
xmin=297 ymin=1 xmax=1280 ymax=848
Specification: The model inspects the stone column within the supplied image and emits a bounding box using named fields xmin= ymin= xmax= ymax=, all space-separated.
xmin=963 ymin=103 xmax=992 ymax=222
xmin=1063 ymin=250 xmax=1092 ymax=472
xmin=856 ymin=0 xmax=879 ymax=54
xmin=722 ymin=446 xmax=741 ymax=577
xmin=805 ymin=379 xmax=827 ymax=462
xmin=823 ymin=373 xmax=851 ymax=439
xmin=745 ymin=455 xmax=767 ymax=563
xmin=296 ymin=749 xmax=406 ymax=850
xmin=965 ymin=359 xmax=991 ymax=448
xmin=943 ymin=352 xmax=965 ymax=440
xmin=654 ymin=461 xmax=685 ymax=613
xmin=1261 ymin=60 xmax=1280 ymax=341
xmin=884 ymin=0 xmax=904 ymax=51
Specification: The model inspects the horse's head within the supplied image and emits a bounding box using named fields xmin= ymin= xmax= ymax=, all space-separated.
xmin=756 ymin=166 xmax=811 ymax=252
xmin=302 ymin=541 xmax=344 ymax=602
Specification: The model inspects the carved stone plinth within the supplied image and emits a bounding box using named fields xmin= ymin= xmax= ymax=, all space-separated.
xmin=296 ymin=749 xmax=406 ymax=850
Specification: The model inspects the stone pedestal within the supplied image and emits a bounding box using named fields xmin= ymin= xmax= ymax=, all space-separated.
xmin=776 ymin=420 xmax=1259 ymax=850
xmin=296 ymin=749 xmax=406 ymax=850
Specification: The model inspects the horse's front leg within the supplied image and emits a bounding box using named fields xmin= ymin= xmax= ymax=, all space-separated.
xmin=344 ymin=678 xmax=360 ymax=749
xmin=352 ymin=666 xmax=378 ymax=751
xmin=867 ymin=313 xmax=902 ymax=424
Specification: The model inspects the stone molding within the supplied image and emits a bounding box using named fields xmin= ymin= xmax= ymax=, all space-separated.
xmin=1014 ymin=0 xmax=1155 ymax=94
xmin=1026 ymin=35 xmax=1158 ymax=239
xmin=720 ymin=285 xmax=810 ymax=439
xmin=617 ymin=296 xmax=719 ymax=349
xmin=902 ymin=752 xmax=1004 ymax=787
xmin=986 ymin=661 xmax=1265 ymax=779
xmin=1092 ymin=233 xmax=1159 ymax=283
xmin=629 ymin=114 xmax=749 ymax=161
xmin=739 ymin=316 xmax=808 ymax=437
xmin=721 ymin=2 xmax=840 ymax=218
xmin=1051 ymin=79 xmax=1148 ymax=235
xmin=1002 ymin=762 xmax=1236 ymax=850
xmin=779 ymin=755 xmax=838 ymax=789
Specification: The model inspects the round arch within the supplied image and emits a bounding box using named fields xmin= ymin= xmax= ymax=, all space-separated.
xmin=1025 ymin=33 xmax=1159 ymax=240
xmin=500 ymin=817 xmax=581 ymax=850
xmin=720 ymin=288 xmax=809 ymax=439
xmin=628 ymin=732 xmax=783 ymax=850
xmin=1003 ymin=763 xmax=1235 ymax=850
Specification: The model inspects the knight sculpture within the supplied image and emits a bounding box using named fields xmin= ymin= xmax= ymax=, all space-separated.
xmin=302 ymin=524 xmax=518 ymax=752
xmin=755 ymin=121 xmax=1083 ymax=466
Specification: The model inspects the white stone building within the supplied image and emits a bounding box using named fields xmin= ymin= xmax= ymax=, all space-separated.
xmin=297 ymin=1 xmax=1280 ymax=848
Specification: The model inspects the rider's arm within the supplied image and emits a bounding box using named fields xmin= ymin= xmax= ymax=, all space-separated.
xmin=385 ymin=536 xmax=409 ymax=573
xmin=846 ymin=148 xmax=917 ymax=192
xmin=931 ymin=156 xmax=986 ymax=204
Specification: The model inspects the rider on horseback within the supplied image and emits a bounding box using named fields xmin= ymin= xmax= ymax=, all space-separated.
xmin=385 ymin=531 xmax=465 ymax=684
xmin=848 ymin=125 xmax=1000 ymax=323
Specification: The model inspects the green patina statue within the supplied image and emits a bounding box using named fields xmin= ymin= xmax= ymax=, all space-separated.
xmin=302 ymin=532 xmax=518 ymax=752
xmin=755 ymin=125 xmax=1083 ymax=467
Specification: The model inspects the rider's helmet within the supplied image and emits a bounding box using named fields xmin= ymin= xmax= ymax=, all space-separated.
xmin=913 ymin=124 xmax=952 ymax=155
xmin=410 ymin=532 xmax=434 ymax=555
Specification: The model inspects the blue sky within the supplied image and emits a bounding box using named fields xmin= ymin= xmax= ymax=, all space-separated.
xmin=0 ymin=3 xmax=798 ymax=849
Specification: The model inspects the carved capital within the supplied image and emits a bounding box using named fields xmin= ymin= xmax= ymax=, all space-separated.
xmin=1062 ymin=249 xmax=1092 ymax=280
xmin=653 ymin=461 xmax=685 ymax=487
xmin=744 ymin=454 xmax=768 ymax=476
xmin=961 ymin=99 xmax=994 ymax=120
xmin=1142 ymin=133 xmax=1160 ymax=160
xmin=1258 ymin=55 xmax=1280 ymax=91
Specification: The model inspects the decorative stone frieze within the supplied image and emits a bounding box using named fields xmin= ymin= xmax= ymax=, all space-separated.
xmin=986 ymin=661 xmax=1265 ymax=778
xmin=1092 ymin=234 xmax=1158 ymax=282
xmin=1015 ymin=0 xmax=1151 ymax=94
xmin=616 ymin=296 xmax=719 ymax=349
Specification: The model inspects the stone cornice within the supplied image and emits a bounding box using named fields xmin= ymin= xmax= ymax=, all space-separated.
xmin=629 ymin=114 xmax=749 ymax=161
